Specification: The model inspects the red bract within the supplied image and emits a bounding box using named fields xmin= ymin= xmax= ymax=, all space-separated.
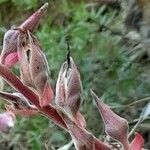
xmin=129 ymin=133 xmax=144 ymax=150
xmin=0 ymin=3 xmax=145 ymax=150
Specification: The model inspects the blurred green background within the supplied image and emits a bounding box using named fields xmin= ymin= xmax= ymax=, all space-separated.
xmin=0 ymin=0 xmax=149 ymax=149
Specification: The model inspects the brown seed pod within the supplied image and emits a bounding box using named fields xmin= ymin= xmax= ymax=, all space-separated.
xmin=56 ymin=57 xmax=82 ymax=119
xmin=27 ymin=32 xmax=53 ymax=107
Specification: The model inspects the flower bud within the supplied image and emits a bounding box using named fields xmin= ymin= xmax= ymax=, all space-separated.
xmin=0 ymin=112 xmax=15 ymax=134
xmin=90 ymin=90 xmax=129 ymax=150
xmin=27 ymin=32 xmax=53 ymax=107
xmin=55 ymin=57 xmax=82 ymax=119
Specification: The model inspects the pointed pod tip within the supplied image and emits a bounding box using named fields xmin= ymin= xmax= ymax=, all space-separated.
xmin=90 ymin=89 xmax=101 ymax=106
xmin=90 ymin=89 xmax=96 ymax=100
xmin=40 ymin=2 xmax=49 ymax=12
xmin=19 ymin=2 xmax=49 ymax=32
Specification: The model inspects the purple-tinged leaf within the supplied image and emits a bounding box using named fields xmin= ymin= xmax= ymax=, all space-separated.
xmin=90 ymin=90 xmax=129 ymax=150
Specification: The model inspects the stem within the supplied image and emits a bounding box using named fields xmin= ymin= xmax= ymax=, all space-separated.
xmin=128 ymin=118 xmax=143 ymax=138
xmin=129 ymin=116 xmax=150 ymax=125
xmin=111 ymin=97 xmax=150 ymax=109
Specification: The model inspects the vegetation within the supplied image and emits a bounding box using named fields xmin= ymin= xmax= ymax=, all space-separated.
xmin=0 ymin=0 xmax=149 ymax=149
